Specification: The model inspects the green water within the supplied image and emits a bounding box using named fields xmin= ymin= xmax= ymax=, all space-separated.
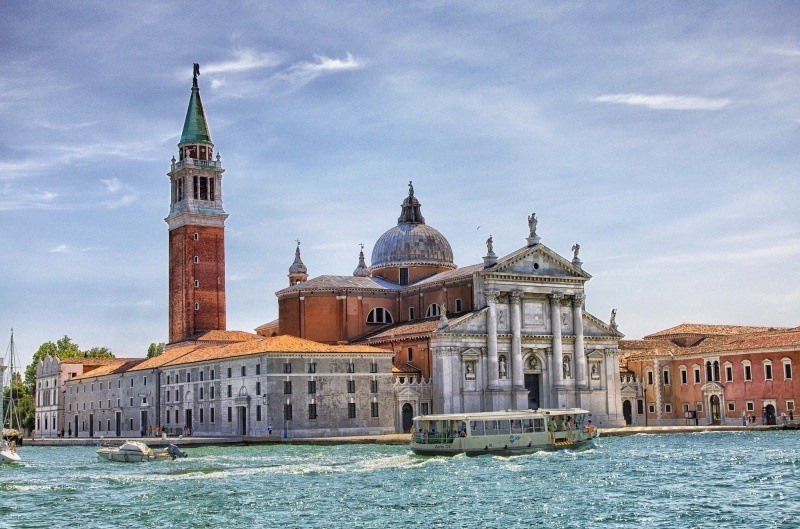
xmin=1 ymin=431 xmax=798 ymax=528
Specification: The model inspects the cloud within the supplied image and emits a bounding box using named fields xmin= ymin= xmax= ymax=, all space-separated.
xmin=591 ymin=93 xmax=731 ymax=110
xmin=50 ymin=244 xmax=69 ymax=253
xmin=0 ymin=187 xmax=58 ymax=211
xmin=202 ymin=49 xmax=281 ymax=75
xmin=765 ymin=46 xmax=800 ymax=58
xmin=100 ymin=177 xmax=138 ymax=209
xmin=274 ymin=53 xmax=364 ymax=88
xmin=40 ymin=121 xmax=98 ymax=131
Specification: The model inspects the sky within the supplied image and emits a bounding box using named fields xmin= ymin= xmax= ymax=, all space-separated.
xmin=1 ymin=1 xmax=799 ymax=368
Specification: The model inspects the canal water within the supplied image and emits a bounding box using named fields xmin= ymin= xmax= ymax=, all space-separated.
xmin=1 ymin=431 xmax=798 ymax=528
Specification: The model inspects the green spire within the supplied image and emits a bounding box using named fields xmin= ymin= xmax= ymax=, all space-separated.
xmin=180 ymin=65 xmax=212 ymax=145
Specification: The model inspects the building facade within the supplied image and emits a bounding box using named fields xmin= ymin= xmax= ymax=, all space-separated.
xmin=620 ymin=324 xmax=800 ymax=426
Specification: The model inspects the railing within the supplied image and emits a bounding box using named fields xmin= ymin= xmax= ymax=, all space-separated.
xmin=412 ymin=432 xmax=454 ymax=444
xmin=171 ymin=158 xmax=221 ymax=171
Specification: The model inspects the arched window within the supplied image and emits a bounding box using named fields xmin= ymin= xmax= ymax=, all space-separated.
xmin=706 ymin=361 xmax=713 ymax=382
xmin=782 ymin=358 xmax=792 ymax=380
xmin=763 ymin=359 xmax=773 ymax=381
xmin=742 ymin=360 xmax=752 ymax=381
xmin=426 ymin=304 xmax=441 ymax=318
xmin=662 ymin=368 xmax=670 ymax=385
xmin=679 ymin=365 xmax=687 ymax=384
xmin=366 ymin=307 xmax=393 ymax=324
xmin=713 ymin=361 xmax=720 ymax=382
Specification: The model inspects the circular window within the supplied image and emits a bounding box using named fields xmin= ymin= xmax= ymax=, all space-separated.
xmin=533 ymin=262 xmax=540 ymax=270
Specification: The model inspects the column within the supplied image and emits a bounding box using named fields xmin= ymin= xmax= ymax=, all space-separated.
xmin=572 ymin=293 xmax=587 ymax=389
xmin=543 ymin=347 xmax=553 ymax=408
xmin=510 ymin=291 xmax=524 ymax=390
xmin=441 ymin=351 xmax=452 ymax=413
xmin=486 ymin=290 xmax=499 ymax=389
xmin=549 ymin=293 xmax=564 ymax=388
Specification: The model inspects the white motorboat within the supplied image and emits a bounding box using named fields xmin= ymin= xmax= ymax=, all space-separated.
xmin=97 ymin=440 xmax=187 ymax=462
xmin=410 ymin=408 xmax=598 ymax=456
xmin=0 ymin=440 xmax=21 ymax=464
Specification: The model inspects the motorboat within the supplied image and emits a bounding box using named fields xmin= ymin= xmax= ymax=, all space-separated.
xmin=410 ymin=408 xmax=598 ymax=456
xmin=97 ymin=441 xmax=187 ymax=462
xmin=0 ymin=439 xmax=21 ymax=464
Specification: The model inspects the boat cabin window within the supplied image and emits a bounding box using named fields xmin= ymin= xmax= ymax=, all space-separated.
xmin=510 ymin=419 xmax=524 ymax=434
xmin=469 ymin=420 xmax=485 ymax=436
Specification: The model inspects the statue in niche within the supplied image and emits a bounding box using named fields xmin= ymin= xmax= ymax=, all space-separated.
xmin=563 ymin=355 xmax=571 ymax=378
xmin=591 ymin=363 xmax=599 ymax=380
xmin=528 ymin=213 xmax=538 ymax=234
xmin=572 ymin=243 xmax=580 ymax=261
xmin=498 ymin=309 xmax=507 ymax=328
xmin=528 ymin=356 xmax=538 ymax=370
xmin=499 ymin=356 xmax=507 ymax=379
xmin=561 ymin=311 xmax=569 ymax=326
xmin=465 ymin=361 xmax=474 ymax=375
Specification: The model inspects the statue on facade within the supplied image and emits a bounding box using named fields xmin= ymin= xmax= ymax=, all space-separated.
xmin=572 ymin=243 xmax=580 ymax=261
xmin=466 ymin=362 xmax=474 ymax=375
xmin=529 ymin=356 xmax=538 ymax=370
xmin=591 ymin=363 xmax=598 ymax=379
xmin=486 ymin=235 xmax=494 ymax=254
xmin=528 ymin=213 xmax=538 ymax=234
xmin=563 ymin=355 xmax=571 ymax=378
xmin=499 ymin=356 xmax=507 ymax=379
xmin=610 ymin=309 xmax=617 ymax=328
xmin=408 ymin=180 xmax=414 ymax=197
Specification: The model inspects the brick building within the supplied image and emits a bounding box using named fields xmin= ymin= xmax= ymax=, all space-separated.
xmin=620 ymin=324 xmax=800 ymax=426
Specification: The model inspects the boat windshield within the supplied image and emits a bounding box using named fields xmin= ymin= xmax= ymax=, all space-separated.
xmin=412 ymin=419 xmax=467 ymax=444
xmin=549 ymin=413 xmax=586 ymax=432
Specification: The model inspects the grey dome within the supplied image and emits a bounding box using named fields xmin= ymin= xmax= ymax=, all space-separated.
xmin=370 ymin=183 xmax=455 ymax=270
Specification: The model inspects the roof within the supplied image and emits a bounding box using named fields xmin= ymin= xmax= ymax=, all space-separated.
xmin=190 ymin=330 xmax=258 ymax=343
xmin=56 ymin=357 xmax=129 ymax=366
xmin=129 ymin=343 xmax=208 ymax=371
xmin=621 ymin=327 xmax=800 ymax=359
xmin=277 ymin=275 xmax=401 ymax=295
xmin=417 ymin=408 xmax=590 ymax=421
xmin=180 ymin=81 xmax=211 ymax=144
xmin=644 ymin=323 xmax=788 ymax=339
xmin=392 ymin=362 xmax=422 ymax=374
xmin=356 ymin=317 xmax=440 ymax=343
xmin=413 ymin=263 xmax=483 ymax=286
xmin=72 ymin=358 xmax=146 ymax=380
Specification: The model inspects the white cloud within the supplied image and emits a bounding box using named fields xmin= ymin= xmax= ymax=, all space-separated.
xmin=40 ymin=120 xmax=98 ymax=131
xmin=765 ymin=46 xmax=800 ymax=58
xmin=275 ymin=53 xmax=364 ymax=88
xmin=591 ymin=93 xmax=731 ymax=110
xmin=50 ymin=244 xmax=69 ymax=253
xmin=202 ymin=49 xmax=281 ymax=75
xmin=100 ymin=177 xmax=138 ymax=209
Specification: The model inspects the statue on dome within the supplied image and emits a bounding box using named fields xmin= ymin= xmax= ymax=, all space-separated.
xmin=572 ymin=243 xmax=580 ymax=261
xmin=408 ymin=180 xmax=414 ymax=197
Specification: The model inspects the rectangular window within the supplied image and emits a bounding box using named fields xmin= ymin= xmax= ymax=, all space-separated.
xmin=210 ymin=408 xmax=215 ymax=423
xmin=347 ymin=380 xmax=356 ymax=393
xmin=199 ymin=176 xmax=209 ymax=201
xmin=227 ymin=385 xmax=232 ymax=398
xmin=455 ymin=299 xmax=463 ymax=312
xmin=694 ymin=369 xmax=700 ymax=383
xmin=696 ymin=402 xmax=703 ymax=412
xmin=765 ymin=364 xmax=773 ymax=380
xmin=371 ymin=380 xmax=378 ymax=394
xmin=210 ymin=178 xmax=215 ymax=201
xmin=308 ymin=403 xmax=317 ymax=420
xmin=193 ymin=175 xmax=199 ymax=199
xmin=227 ymin=368 xmax=232 ymax=378
xmin=143 ymin=376 xmax=147 ymax=386
xmin=744 ymin=365 xmax=752 ymax=381
xmin=727 ymin=402 xmax=735 ymax=412
xmin=348 ymin=402 xmax=356 ymax=418
xmin=746 ymin=401 xmax=755 ymax=412
xmin=187 ymin=372 xmax=191 ymax=383
xmin=256 ymin=382 xmax=261 ymax=395
xmin=421 ymin=402 xmax=429 ymax=415
xmin=166 ymin=412 xmax=169 ymax=424
xmin=647 ymin=371 xmax=653 ymax=385
xmin=227 ymin=407 xmax=232 ymax=422
xmin=308 ymin=380 xmax=316 ymax=394
xmin=681 ymin=370 xmax=687 ymax=384
xmin=370 ymin=362 xmax=378 ymax=374
xmin=787 ymin=400 xmax=795 ymax=411
xmin=409 ymin=307 xmax=415 ymax=320
xmin=408 ymin=348 xmax=413 ymax=362
xmin=175 ymin=410 xmax=179 ymax=423
xmin=175 ymin=390 xmax=180 ymax=401
xmin=648 ymin=404 xmax=655 ymax=414
xmin=399 ymin=267 xmax=409 ymax=285
xmin=241 ymin=366 xmax=246 ymax=377
xmin=256 ymin=364 xmax=261 ymax=375
xmin=284 ymin=404 xmax=293 ymax=421
xmin=663 ymin=370 xmax=670 ymax=385
xmin=167 ymin=375 xmax=171 ymax=385
xmin=211 ymin=370 xmax=215 ymax=380
xmin=199 ymin=387 xmax=204 ymax=400
xmin=664 ymin=404 xmax=672 ymax=413
xmin=129 ymin=397 xmax=133 ymax=407
xmin=200 ymin=408 xmax=204 ymax=424
xmin=785 ymin=363 xmax=792 ymax=380
xmin=130 ymin=378 xmax=134 ymax=388
xmin=256 ymin=405 xmax=262 ymax=422
xmin=637 ymin=400 xmax=644 ymax=415
xmin=283 ymin=362 xmax=292 ymax=374
xmin=371 ymin=402 xmax=379 ymax=418
xmin=725 ymin=366 xmax=733 ymax=382
xmin=130 ymin=418 xmax=134 ymax=430
xmin=284 ymin=381 xmax=292 ymax=395
xmin=200 ymin=371 xmax=205 ymax=382
xmin=682 ymin=403 xmax=690 ymax=412
xmin=308 ymin=362 xmax=316 ymax=374
xmin=347 ymin=362 xmax=355 ymax=373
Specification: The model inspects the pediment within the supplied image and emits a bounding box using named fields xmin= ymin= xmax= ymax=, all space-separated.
xmin=583 ymin=311 xmax=623 ymax=338
xmin=488 ymin=244 xmax=591 ymax=280
xmin=438 ymin=307 xmax=488 ymax=335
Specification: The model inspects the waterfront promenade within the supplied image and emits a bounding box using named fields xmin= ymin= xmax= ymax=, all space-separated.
xmin=24 ymin=423 xmax=795 ymax=447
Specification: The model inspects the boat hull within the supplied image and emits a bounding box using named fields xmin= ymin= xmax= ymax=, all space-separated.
xmin=97 ymin=449 xmax=174 ymax=462
xmin=0 ymin=450 xmax=21 ymax=463
xmin=412 ymin=438 xmax=594 ymax=456
xmin=411 ymin=427 xmax=599 ymax=456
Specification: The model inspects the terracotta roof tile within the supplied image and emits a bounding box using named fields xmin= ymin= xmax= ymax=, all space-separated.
xmin=622 ymin=328 xmax=800 ymax=359
xmin=355 ymin=318 xmax=440 ymax=342
xmin=276 ymin=275 xmax=401 ymax=295
xmin=72 ymin=358 xmax=146 ymax=380
xmin=191 ymin=330 xmax=258 ymax=342
xmin=644 ymin=323 xmax=788 ymax=339
xmin=56 ymin=357 xmax=129 ymax=366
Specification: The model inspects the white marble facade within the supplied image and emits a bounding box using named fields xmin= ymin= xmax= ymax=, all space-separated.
xmin=430 ymin=242 xmax=625 ymax=427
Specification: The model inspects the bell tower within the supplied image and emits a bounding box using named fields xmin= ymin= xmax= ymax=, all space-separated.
xmin=166 ymin=64 xmax=227 ymax=344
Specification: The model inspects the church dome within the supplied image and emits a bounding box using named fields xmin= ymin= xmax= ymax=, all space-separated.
xmin=370 ymin=184 xmax=455 ymax=271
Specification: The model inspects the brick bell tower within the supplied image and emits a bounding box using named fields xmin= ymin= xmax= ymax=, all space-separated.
xmin=166 ymin=63 xmax=227 ymax=344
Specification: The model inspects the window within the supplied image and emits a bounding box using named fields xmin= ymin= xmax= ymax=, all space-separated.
xmin=256 ymin=382 xmax=261 ymax=395
xmin=646 ymin=370 xmax=654 ymax=386
xmin=194 ymin=255 xmax=199 ymax=264
xmin=129 ymin=397 xmax=133 ymax=407
xmin=167 ymin=375 xmax=171 ymax=384
xmin=308 ymin=362 xmax=316 ymax=374
xmin=366 ymin=307 xmax=393 ymax=324
xmin=193 ymin=176 xmax=199 ymax=199
xmin=194 ymin=302 xmax=199 ymax=311
xmin=787 ymin=400 xmax=795 ymax=411
xmin=227 ymin=368 xmax=232 ymax=378
xmin=682 ymin=403 xmax=690 ymax=412
xmin=256 ymin=364 xmax=261 ymax=376
xmin=347 ymin=380 xmax=356 ymax=393
xmin=426 ymin=304 xmax=441 ymax=318
xmin=200 ymin=371 xmax=205 ymax=382
xmin=348 ymin=402 xmax=356 ymax=418
xmin=211 ymin=369 xmax=215 ymax=380
xmin=227 ymin=407 xmax=232 ymax=422
xmin=725 ymin=365 xmax=733 ymax=382
xmin=408 ymin=348 xmax=413 ymax=362
xmin=696 ymin=402 xmax=703 ymax=412
xmin=347 ymin=362 xmax=355 ymax=373
xmin=370 ymin=362 xmax=378 ymax=374
xmin=175 ymin=410 xmax=179 ymax=423
xmin=210 ymin=386 xmax=215 ymax=399
xmin=308 ymin=381 xmax=316 ymax=394
xmin=662 ymin=369 xmax=670 ymax=385
xmin=746 ymin=401 xmax=755 ymax=412
xmin=194 ymin=232 xmax=199 ymax=241
xmin=194 ymin=280 xmax=199 ymax=289
xmin=371 ymin=402 xmax=379 ymax=418
xmin=784 ymin=361 xmax=792 ymax=380
xmin=648 ymin=404 xmax=655 ymax=414
xmin=283 ymin=362 xmax=292 ymax=374
xmin=399 ymin=267 xmax=409 ymax=285
xmin=284 ymin=404 xmax=293 ymax=421
xmin=455 ymin=299 xmax=462 ymax=313
xmin=187 ymin=372 xmax=191 ymax=382
xmin=409 ymin=307 xmax=415 ymax=320
xmin=175 ymin=390 xmax=179 ymax=401
xmin=199 ymin=388 xmax=204 ymax=400
xmin=210 ymin=408 xmax=215 ymax=423
xmin=680 ymin=368 xmax=687 ymax=384
xmin=256 ymin=405 xmax=262 ymax=422
xmin=637 ymin=400 xmax=644 ymax=415
xmin=130 ymin=418 xmax=134 ymax=430
xmin=727 ymin=402 xmax=735 ymax=412
xmin=370 ymin=380 xmax=378 ymax=394
xmin=199 ymin=177 xmax=209 ymax=201
xmin=764 ymin=361 xmax=773 ymax=381
xmin=241 ymin=366 xmax=246 ymax=377
xmin=284 ymin=381 xmax=292 ymax=395
xmin=664 ymin=404 xmax=672 ymax=413
xmin=421 ymin=402 xmax=429 ymax=415
xmin=200 ymin=408 xmax=204 ymax=424
xmin=743 ymin=362 xmax=752 ymax=381
xmin=130 ymin=378 xmax=134 ymax=388
xmin=308 ymin=403 xmax=317 ymax=420
xmin=227 ymin=385 xmax=232 ymax=398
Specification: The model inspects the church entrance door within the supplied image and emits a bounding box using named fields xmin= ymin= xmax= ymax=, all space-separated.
xmin=710 ymin=395 xmax=721 ymax=425
xmin=401 ymin=403 xmax=414 ymax=433
xmin=623 ymin=400 xmax=633 ymax=425
xmin=764 ymin=404 xmax=777 ymax=425
xmin=524 ymin=374 xmax=541 ymax=410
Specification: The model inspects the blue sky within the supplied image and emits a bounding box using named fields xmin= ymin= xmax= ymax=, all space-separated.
xmin=1 ymin=1 xmax=799 ymax=366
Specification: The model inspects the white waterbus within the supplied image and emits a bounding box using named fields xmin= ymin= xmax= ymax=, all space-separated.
xmin=410 ymin=408 xmax=598 ymax=456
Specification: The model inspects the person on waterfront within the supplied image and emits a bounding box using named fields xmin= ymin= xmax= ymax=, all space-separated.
xmin=268 ymin=423 xmax=273 ymax=436
xmin=742 ymin=413 xmax=747 ymax=426
xmin=781 ymin=412 xmax=787 ymax=425
xmin=790 ymin=410 xmax=795 ymax=423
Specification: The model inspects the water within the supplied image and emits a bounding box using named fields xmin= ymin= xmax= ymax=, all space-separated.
xmin=1 ymin=431 xmax=798 ymax=529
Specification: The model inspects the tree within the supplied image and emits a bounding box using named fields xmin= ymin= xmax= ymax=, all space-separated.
xmin=84 ymin=347 xmax=114 ymax=358
xmin=147 ymin=342 xmax=165 ymax=358
xmin=23 ymin=336 xmax=114 ymax=394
